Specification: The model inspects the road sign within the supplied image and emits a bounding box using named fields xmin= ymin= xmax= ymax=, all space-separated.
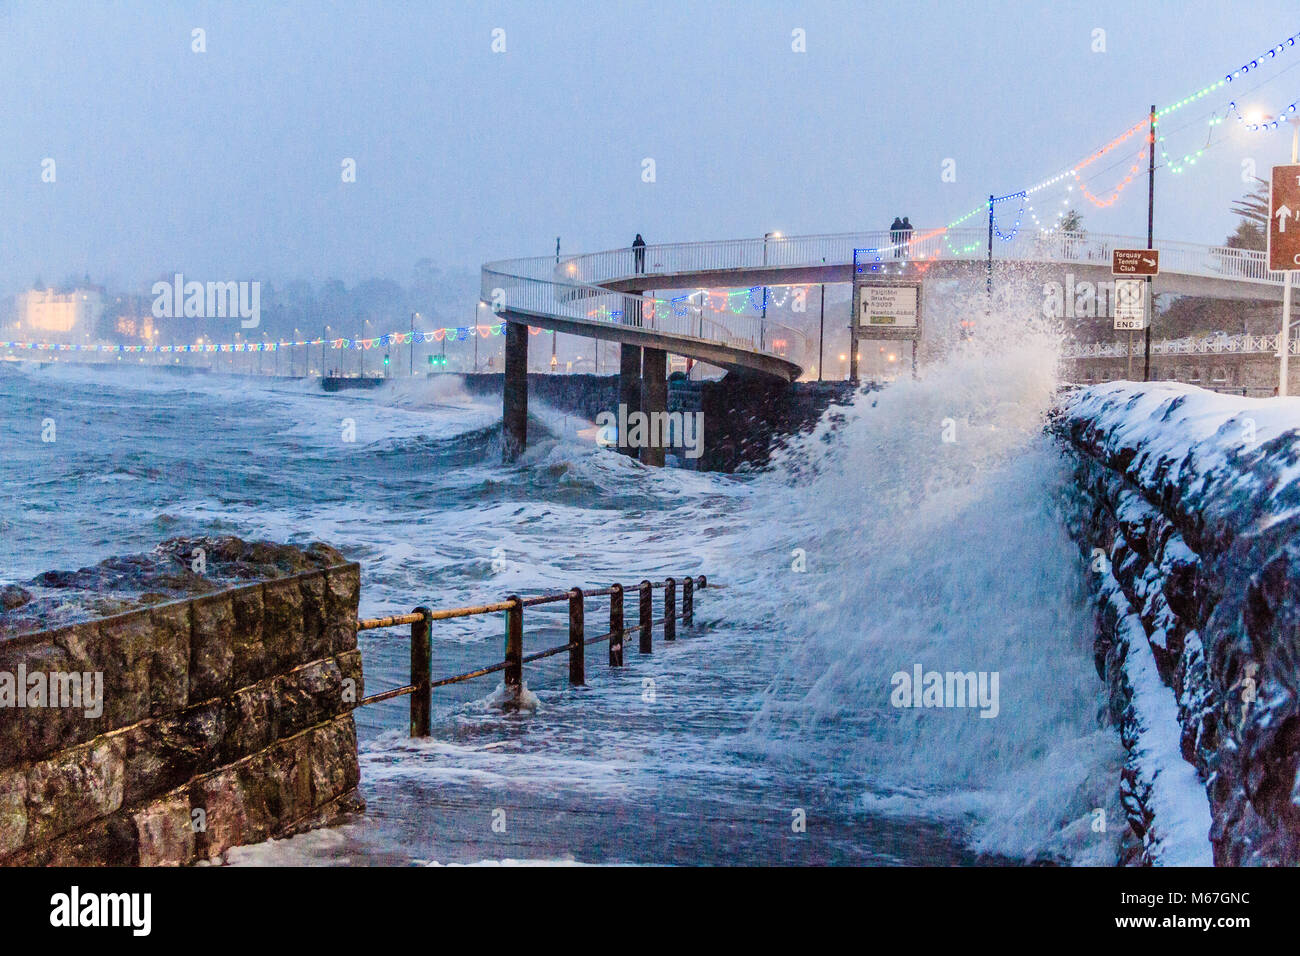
xmin=854 ymin=282 xmax=921 ymax=340
xmin=1112 ymin=249 xmax=1160 ymax=276
xmin=1114 ymin=278 xmax=1146 ymax=330
xmin=1269 ymin=164 xmax=1300 ymax=272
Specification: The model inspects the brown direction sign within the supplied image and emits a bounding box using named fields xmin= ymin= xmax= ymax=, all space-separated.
xmin=1268 ymin=164 xmax=1300 ymax=273
xmin=1112 ymin=249 xmax=1160 ymax=276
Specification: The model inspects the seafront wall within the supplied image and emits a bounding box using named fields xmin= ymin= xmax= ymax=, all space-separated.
xmin=1056 ymin=382 xmax=1300 ymax=865
xmin=460 ymin=371 xmax=856 ymax=471
xmin=0 ymin=543 xmax=363 ymax=865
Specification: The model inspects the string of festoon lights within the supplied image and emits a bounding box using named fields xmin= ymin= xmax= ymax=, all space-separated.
xmin=729 ymin=31 xmax=1300 ymax=282
xmin=1225 ymin=97 xmax=1300 ymax=131
xmin=692 ymin=29 xmax=1300 ymax=271
xmin=1001 ymin=28 xmax=1300 ymax=209
xmin=1 ymin=323 xmax=510 ymax=355
xmin=587 ymin=285 xmax=832 ymax=322
xmin=798 ymin=31 xmax=1300 ymax=289
xmin=990 ymin=192 xmax=1027 ymax=242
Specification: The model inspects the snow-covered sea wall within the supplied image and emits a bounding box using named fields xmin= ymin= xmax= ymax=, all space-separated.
xmin=1055 ymin=382 xmax=1300 ymax=865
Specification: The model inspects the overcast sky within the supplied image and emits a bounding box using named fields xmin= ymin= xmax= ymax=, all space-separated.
xmin=4 ymin=0 xmax=1300 ymax=296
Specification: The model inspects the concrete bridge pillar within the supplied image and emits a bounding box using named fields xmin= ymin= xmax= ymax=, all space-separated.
xmin=618 ymin=344 xmax=642 ymax=458
xmin=502 ymin=320 xmax=528 ymax=462
xmin=641 ymin=347 xmax=667 ymax=467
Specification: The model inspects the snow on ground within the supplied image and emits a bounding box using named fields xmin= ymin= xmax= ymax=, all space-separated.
xmin=1064 ymin=381 xmax=1300 ymax=514
xmin=1100 ymin=574 xmax=1213 ymax=867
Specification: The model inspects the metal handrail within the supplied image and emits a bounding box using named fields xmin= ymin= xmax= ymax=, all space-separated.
xmin=1064 ymin=332 xmax=1298 ymax=359
xmin=482 ymin=228 xmax=1284 ymax=376
xmin=355 ymin=575 xmax=709 ymax=734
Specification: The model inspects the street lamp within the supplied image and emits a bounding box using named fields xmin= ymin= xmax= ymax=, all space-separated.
xmin=410 ymin=312 xmax=420 ymax=377
xmin=761 ymin=231 xmax=782 ymax=351
xmin=474 ymin=302 xmax=488 ymax=371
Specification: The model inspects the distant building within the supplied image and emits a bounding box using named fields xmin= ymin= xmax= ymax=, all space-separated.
xmin=14 ymin=287 xmax=105 ymax=344
xmin=108 ymin=294 xmax=157 ymax=344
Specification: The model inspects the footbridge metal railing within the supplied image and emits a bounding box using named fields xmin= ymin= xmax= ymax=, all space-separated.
xmin=1065 ymin=332 xmax=1300 ymax=359
xmin=482 ymin=228 xmax=1283 ymax=374
xmin=354 ymin=575 xmax=709 ymax=736
xmin=552 ymin=228 xmax=1285 ymax=286
xmin=481 ymin=255 xmax=804 ymax=357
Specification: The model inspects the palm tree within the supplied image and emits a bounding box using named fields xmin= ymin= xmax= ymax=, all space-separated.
xmin=1226 ymin=178 xmax=1268 ymax=251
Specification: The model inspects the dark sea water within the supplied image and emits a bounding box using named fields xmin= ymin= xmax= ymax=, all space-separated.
xmin=0 ymin=351 xmax=1122 ymax=866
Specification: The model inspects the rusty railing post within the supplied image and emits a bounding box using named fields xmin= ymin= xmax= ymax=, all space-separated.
xmin=609 ymin=584 xmax=624 ymax=666
xmin=639 ymin=579 xmax=653 ymax=654
xmin=505 ymin=595 xmax=523 ymax=699
xmin=410 ymin=606 xmax=432 ymax=738
xmin=664 ymin=577 xmax=676 ymax=642
xmin=682 ymin=575 xmax=694 ymax=626
xmin=568 ymin=587 xmax=585 ymax=686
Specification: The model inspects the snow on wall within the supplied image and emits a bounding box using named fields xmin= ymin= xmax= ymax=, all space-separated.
xmin=1057 ymin=381 xmax=1300 ymax=866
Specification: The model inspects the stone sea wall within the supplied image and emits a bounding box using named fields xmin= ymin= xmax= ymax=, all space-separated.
xmin=0 ymin=538 xmax=364 ymax=865
xmin=1055 ymin=382 xmax=1300 ymax=865
xmin=460 ymin=371 xmax=857 ymax=471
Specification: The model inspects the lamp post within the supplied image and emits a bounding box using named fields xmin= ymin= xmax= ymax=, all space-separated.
xmin=410 ymin=312 xmax=419 ymax=377
xmin=818 ymin=283 xmax=825 ymax=382
xmin=762 ymin=231 xmax=781 ymax=351
xmin=474 ymin=303 xmax=482 ymax=371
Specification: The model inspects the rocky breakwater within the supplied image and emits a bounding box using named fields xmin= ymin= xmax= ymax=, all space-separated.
xmin=0 ymin=536 xmax=364 ymax=865
xmin=1055 ymin=382 xmax=1300 ymax=865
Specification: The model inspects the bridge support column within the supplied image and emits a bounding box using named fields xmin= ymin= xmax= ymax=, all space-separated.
xmin=618 ymin=344 xmax=642 ymax=458
xmin=641 ymin=347 xmax=667 ymax=467
xmin=502 ymin=320 xmax=528 ymax=462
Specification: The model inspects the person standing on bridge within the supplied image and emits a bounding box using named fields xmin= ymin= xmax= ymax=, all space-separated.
xmin=900 ymin=217 xmax=913 ymax=258
xmin=890 ymin=217 xmax=903 ymax=257
xmin=632 ymin=234 xmax=646 ymax=274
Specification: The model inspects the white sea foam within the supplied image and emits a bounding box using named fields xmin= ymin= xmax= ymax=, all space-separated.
xmin=3 ymin=286 xmax=1128 ymax=864
xmin=726 ymin=316 xmax=1125 ymax=863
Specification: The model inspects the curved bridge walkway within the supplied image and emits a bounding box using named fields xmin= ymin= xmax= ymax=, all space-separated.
xmin=483 ymin=228 xmax=1284 ymax=463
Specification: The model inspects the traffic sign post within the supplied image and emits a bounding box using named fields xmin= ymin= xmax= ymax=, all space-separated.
xmin=1112 ymin=249 xmax=1160 ymax=276
xmin=1268 ymin=163 xmax=1300 ymax=395
xmin=1112 ymin=251 xmax=1151 ymax=382
xmin=1113 ymin=279 xmax=1147 ymax=331
xmin=849 ymin=266 xmax=922 ymax=382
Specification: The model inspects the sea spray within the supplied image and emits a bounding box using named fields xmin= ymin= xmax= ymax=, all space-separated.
xmin=731 ymin=321 xmax=1124 ymax=864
